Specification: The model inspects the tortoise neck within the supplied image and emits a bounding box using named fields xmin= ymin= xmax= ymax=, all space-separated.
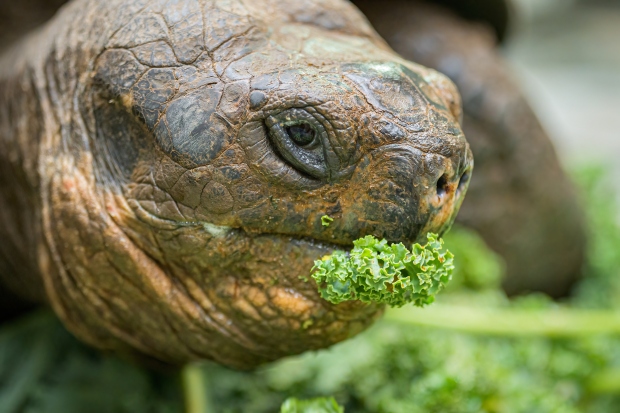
xmin=0 ymin=64 xmax=47 ymax=305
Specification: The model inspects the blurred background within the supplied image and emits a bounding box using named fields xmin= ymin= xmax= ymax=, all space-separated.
xmin=507 ymin=0 xmax=619 ymax=189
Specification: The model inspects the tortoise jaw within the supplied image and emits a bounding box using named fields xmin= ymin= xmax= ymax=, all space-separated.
xmin=187 ymin=230 xmax=382 ymax=367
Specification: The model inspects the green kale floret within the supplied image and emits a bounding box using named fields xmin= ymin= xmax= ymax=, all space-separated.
xmin=311 ymin=233 xmax=454 ymax=307
xmin=321 ymin=215 xmax=334 ymax=227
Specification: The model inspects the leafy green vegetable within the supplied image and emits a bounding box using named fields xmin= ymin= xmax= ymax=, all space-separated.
xmin=311 ymin=233 xmax=454 ymax=307
xmin=280 ymin=397 xmax=344 ymax=413
xmin=199 ymin=311 xmax=589 ymax=413
xmin=321 ymin=215 xmax=334 ymax=227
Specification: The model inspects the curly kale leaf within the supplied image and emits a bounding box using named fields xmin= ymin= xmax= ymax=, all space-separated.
xmin=311 ymin=233 xmax=454 ymax=307
xmin=321 ymin=215 xmax=334 ymax=227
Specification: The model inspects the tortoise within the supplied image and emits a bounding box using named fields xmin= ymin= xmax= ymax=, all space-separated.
xmin=0 ymin=0 xmax=585 ymax=369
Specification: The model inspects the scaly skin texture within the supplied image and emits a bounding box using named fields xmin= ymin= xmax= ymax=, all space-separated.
xmin=354 ymin=0 xmax=586 ymax=297
xmin=0 ymin=0 xmax=471 ymax=368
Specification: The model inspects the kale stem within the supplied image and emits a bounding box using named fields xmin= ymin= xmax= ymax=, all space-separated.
xmin=385 ymin=305 xmax=620 ymax=337
xmin=182 ymin=363 xmax=211 ymax=413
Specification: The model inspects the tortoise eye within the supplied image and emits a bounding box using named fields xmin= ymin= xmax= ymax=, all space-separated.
xmin=285 ymin=122 xmax=318 ymax=148
xmin=266 ymin=113 xmax=328 ymax=181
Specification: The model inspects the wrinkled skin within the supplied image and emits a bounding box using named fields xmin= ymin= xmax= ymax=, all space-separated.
xmin=0 ymin=0 xmax=471 ymax=368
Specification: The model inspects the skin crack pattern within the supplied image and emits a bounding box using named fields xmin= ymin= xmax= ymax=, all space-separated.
xmin=0 ymin=0 xmax=472 ymax=369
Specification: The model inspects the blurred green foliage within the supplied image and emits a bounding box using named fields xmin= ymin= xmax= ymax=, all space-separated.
xmin=0 ymin=313 xmax=181 ymax=413
xmin=1 ymin=165 xmax=620 ymax=413
xmin=280 ymin=397 xmax=344 ymax=413
xmin=442 ymin=225 xmax=504 ymax=292
xmin=571 ymin=165 xmax=620 ymax=309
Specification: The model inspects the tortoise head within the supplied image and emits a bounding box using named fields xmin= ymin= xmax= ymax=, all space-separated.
xmin=43 ymin=0 xmax=471 ymax=368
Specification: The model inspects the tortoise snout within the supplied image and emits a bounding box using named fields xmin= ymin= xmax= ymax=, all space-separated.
xmin=419 ymin=148 xmax=473 ymax=238
xmin=345 ymin=144 xmax=472 ymax=244
xmin=430 ymin=162 xmax=472 ymax=210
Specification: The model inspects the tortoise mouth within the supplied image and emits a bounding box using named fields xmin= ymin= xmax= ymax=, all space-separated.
xmin=269 ymin=232 xmax=355 ymax=253
xmin=193 ymin=218 xmax=358 ymax=255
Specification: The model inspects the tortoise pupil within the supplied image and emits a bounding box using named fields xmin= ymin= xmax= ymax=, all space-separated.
xmin=286 ymin=123 xmax=316 ymax=147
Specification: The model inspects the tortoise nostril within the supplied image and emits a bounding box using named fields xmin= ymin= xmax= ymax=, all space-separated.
xmin=457 ymin=170 xmax=471 ymax=193
xmin=436 ymin=174 xmax=449 ymax=197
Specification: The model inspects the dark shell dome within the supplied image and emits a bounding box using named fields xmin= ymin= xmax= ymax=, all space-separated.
xmin=0 ymin=0 xmax=511 ymax=51
xmin=433 ymin=0 xmax=511 ymax=42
